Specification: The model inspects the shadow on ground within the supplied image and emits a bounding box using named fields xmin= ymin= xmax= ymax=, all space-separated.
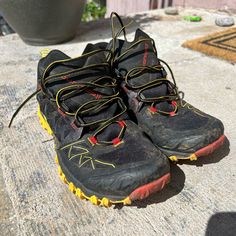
xmin=205 ymin=212 xmax=236 ymax=236
xmin=178 ymin=137 xmax=230 ymax=166
xmin=70 ymin=13 xmax=163 ymax=44
xmin=114 ymin=137 xmax=230 ymax=209
xmin=115 ymin=163 xmax=185 ymax=209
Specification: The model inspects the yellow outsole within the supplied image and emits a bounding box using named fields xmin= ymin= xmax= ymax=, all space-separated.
xmin=168 ymin=134 xmax=225 ymax=162
xmin=37 ymin=107 xmax=53 ymax=135
xmin=37 ymin=106 xmax=131 ymax=207
xmin=168 ymin=154 xmax=197 ymax=162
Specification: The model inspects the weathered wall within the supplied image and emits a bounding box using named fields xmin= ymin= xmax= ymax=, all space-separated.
xmin=107 ymin=0 xmax=150 ymax=16
xmin=174 ymin=0 xmax=236 ymax=9
xmin=106 ymin=0 xmax=236 ymax=15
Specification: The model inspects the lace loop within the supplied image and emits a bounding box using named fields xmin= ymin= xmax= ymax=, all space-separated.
xmin=55 ymin=76 xmax=118 ymax=115
xmin=74 ymin=96 xmax=127 ymax=129
xmin=125 ymin=65 xmax=165 ymax=90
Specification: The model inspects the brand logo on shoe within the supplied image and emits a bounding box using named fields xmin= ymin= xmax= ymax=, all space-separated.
xmin=143 ymin=43 xmax=149 ymax=66
xmin=61 ymin=140 xmax=115 ymax=169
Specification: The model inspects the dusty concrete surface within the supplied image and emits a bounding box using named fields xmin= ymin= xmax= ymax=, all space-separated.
xmin=0 ymin=8 xmax=236 ymax=236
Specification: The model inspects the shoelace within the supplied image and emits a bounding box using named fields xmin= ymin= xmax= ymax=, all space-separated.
xmin=55 ymin=77 xmax=127 ymax=145
xmin=9 ymin=48 xmax=110 ymax=127
xmin=8 ymin=48 xmax=127 ymax=146
xmin=110 ymin=12 xmax=183 ymax=115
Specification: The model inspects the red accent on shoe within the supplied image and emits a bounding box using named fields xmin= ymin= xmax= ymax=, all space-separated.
xmin=117 ymin=120 xmax=126 ymax=127
xmin=62 ymin=75 xmax=76 ymax=84
xmin=89 ymin=136 xmax=98 ymax=145
xmin=58 ymin=108 xmax=66 ymax=117
xmin=195 ymin=135 xmax=226 ymax=157
xmin=129 ymin=173 xmax=170 ymax=201
xmin=62 ymin=75 xmax=69 ymax=81
xmin=171 ymin=101 xmax=177 ymax=106
xmin=142 ymin=43 xmax=149 ymax=66
xmin=70 ymin=121 xmax=80 ymax=130
xmin=112 ymin=138 xmax=122 ymax=145
xmin=85 ymin=88 xmax=102 ymax=100
xmin=149 ymin=106 xmax=157 ymax=113
xmin=169 ymin=111 xmax=175 ymax=116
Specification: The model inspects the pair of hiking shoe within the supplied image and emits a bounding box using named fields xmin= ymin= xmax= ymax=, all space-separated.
xmin=10 ymin=13 xmax=225 ymax=207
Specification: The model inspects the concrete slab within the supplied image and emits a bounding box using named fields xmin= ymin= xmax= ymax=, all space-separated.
xmin=0 ymin=8 xmax=236 ymax=236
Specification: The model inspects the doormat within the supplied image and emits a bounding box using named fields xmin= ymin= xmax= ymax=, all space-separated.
xmin=182 ymin=27 xmax=236 ymax=63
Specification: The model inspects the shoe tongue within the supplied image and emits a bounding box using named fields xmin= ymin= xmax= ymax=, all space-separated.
xmin=113 ymin=29 xmax=173 ymax=111
xmin=47 ymin=44 xmax=108 ymax=97
xmin=117 ymin=29 xmax=159 ymax=75
xmin=61 ymin=47 xmax=112 ymax=114
xmin=83 ymin=44 xmax=107 ymax=66
xmin=46 ymin=45 xmax=124 ymax=140
xmin=115 ymin=29 xmax=164 ymax=88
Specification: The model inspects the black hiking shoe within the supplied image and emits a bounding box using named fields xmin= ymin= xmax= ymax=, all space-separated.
xmin=9 ymin=44 xmax=170 ymax=207
xmin=108 ymin=12 xmax=225 ymax=162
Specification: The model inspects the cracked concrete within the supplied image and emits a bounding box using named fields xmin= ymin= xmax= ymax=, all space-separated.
xmin=0 ymin=8 xmax=236 ymax=236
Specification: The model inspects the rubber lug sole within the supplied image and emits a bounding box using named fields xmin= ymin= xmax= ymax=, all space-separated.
xmin=167 ymin=135 xmax=226 ymax=162
xmin=37 ymin=107 xmax=53 ymax=135
xmin=37 ymin=106 xmax=170 ymax=207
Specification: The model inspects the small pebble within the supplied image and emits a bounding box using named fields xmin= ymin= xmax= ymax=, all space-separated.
xmin=164 ymin=7 xmax=178 ymax=15
xmin=215 ymin=16 xmax=235 ymax=27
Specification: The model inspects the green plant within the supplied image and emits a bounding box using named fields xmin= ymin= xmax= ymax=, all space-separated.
xmin=82 ymin=1 xmax=106 ymax=22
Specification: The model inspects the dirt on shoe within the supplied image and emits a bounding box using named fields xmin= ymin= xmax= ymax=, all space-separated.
xmin=9 ymin=43 xmax=170 ymax=207
xmin=107 ymin=12 xmax=225 ymax=162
